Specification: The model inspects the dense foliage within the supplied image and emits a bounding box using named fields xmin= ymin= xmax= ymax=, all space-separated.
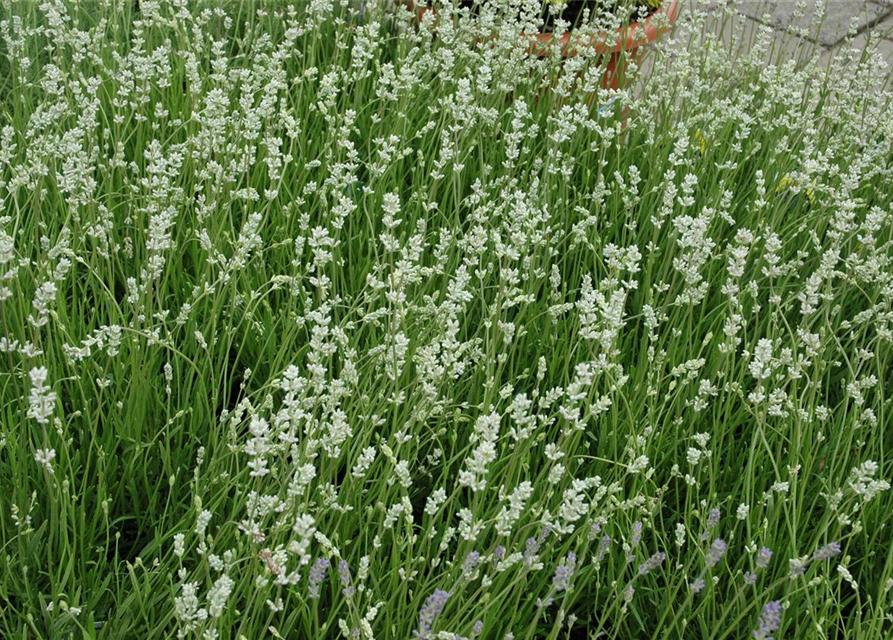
xmin=0 ymin=1 xmax=891 ymax=638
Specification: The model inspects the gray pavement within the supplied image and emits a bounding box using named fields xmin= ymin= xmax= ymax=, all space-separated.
xmin=698 ymin=0 xmax=893 ymax=64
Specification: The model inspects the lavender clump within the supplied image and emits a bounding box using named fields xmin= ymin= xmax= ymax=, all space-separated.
xmin=10 ymin=2 xmax=893 ymax=638
xmin=753 ymin=600 xmax=782 ymax=640
xmin=308 ymin=558 xmax=329 ymax=599
xmin=415 ymin=589 xmax=450 ymax=639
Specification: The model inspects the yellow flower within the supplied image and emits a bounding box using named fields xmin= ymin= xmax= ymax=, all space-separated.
xmin=692 ymin=129 xmax=707 ymax=156
xmin=775 ymin=174 xmax=793 ymax=193
xmin=775 ymin=173 xmax=816 ymax=207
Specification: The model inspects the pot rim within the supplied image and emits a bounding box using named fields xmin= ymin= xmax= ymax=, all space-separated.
xmin=529 ymin=0 xmax=680 ymax=55
xmin=406 ymin=1 xmax=681 ymax=57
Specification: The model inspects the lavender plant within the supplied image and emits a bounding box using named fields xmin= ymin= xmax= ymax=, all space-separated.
xmin=0 ymin=0 xmax=891 ymax=638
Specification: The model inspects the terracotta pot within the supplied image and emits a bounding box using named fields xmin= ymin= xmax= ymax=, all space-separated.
xmin=533 ymin=0 xmax=679 ymax=88
xmin=404 ymin=0 xmax=680 ymax=91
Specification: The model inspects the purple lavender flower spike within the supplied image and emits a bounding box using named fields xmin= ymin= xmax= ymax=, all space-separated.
xmin=462 ymin=551 xmax=481 ymax=578
xmin=523 ymin=537 xmax=540 ymax=566
xmin=753 ymin=600 xmax=782 ymax=640
xmin=812 ymin=542 xmax=841 ymax=561
xmin=553 ymin=552 xmax=577 ymax=591
xmin=706 ymin=539 xmax=727 ymax=568
xmin=338 ymin=559 xmax=354 ymax=597
xmin=626 ymin=521 xmax=644 ymax=561
xmin=596 ymin=535 xmax=612 ymax=561
xmin=631 ymin=521 xmax=643 ymax=547
xmin=789 ymin=557 xmax=807 ymax=578
xmin=308 ymin=558 xmax=329 ymax=599
xmin=621 ymin=584 xmax=635 ymax=612
xmin=589 ymin=522 xmax=602 ymax=540
xmin=415 ymin=589 xmax=450 ymax=639
xmin=637 ymin=551 xmax=666 ymax=576
xmin=756 ymin=547 xmax=773 ymax=569
xmin=701 ymin=508 xmax=721 ymax=540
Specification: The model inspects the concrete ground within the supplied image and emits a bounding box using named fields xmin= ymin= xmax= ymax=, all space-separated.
xmin=697 ymin=0 xmax=893 ymax=64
